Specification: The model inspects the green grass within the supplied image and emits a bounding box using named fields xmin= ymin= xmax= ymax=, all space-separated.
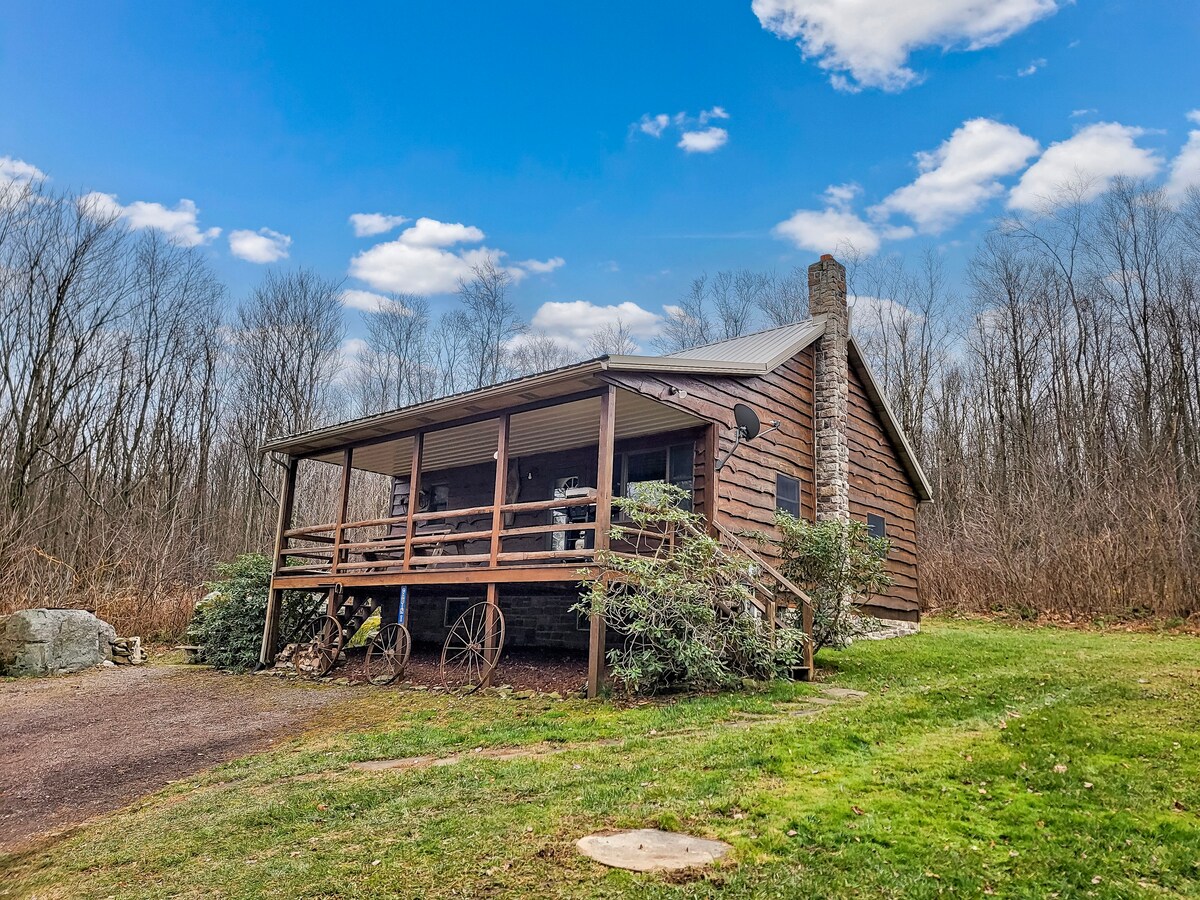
xmin=3 ymin=620 xmax=1199 ymax=899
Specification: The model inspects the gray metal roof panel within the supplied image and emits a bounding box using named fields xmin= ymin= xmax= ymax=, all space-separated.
xmin=664 ymin=318 xmax=826 ymax=366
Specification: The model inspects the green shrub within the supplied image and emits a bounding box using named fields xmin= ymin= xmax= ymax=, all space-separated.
xmin=575 ymin=482 xmax=807 ymax=695
xmin=188 ymin=553 xmax=323 ymax=671
xmin=775 ymin=513 xmax=892 ymax=652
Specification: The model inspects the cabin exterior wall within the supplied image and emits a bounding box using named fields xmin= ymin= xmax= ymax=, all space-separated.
xmin=601 ymin=349 xmax=817 ymax=568
xmin=847 ymin=362 xmax=921 ymax=620
xmin=386 ymin=584 xmax=589 ymax=651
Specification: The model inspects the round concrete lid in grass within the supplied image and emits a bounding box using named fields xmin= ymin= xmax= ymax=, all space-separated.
xmin=576 ymin=829 xmax=732 ymax=872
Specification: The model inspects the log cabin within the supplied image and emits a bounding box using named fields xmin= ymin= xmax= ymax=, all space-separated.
xmin=257 ymin=255 xmax=933 ymax=695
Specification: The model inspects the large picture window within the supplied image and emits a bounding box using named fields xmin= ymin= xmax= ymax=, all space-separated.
xmin=612 ymin=441 xmax=695 ymax=514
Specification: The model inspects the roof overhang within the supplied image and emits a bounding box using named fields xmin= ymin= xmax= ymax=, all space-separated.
xmin=260 ymin=317 xmax=933 ymax=501
xmin=848 ymin=337 xmax=935 ymax=503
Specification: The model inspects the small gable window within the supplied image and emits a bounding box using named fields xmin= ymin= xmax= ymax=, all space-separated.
xmin=867 ymin=513 xmax=886 ymax=539
xmin=775 ymin=474 xmax=800 ymax=518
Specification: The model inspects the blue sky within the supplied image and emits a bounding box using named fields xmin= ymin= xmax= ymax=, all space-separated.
xmin=3 ymin=1 xmax=1198 ymax=350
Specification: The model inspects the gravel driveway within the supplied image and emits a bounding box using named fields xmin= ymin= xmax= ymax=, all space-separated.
xmin=0 ymin=664 xmax=351 ymax=854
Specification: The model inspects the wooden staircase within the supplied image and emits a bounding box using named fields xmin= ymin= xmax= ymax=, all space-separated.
xmin=712 ymin=520 xmax=815 ymax=680
xmin=282 ymin=586 xmax=381 ymax=652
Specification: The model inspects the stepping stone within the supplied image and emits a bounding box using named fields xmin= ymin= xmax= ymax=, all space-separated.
xmin=577 ymin=829 xmax=732 ymax=872
xmin=820 ymin=687 xmax=868 ymax=700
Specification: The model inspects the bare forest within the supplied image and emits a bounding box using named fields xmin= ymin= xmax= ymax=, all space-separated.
xmin=2 ymin=176 xmax=1198 ymax=635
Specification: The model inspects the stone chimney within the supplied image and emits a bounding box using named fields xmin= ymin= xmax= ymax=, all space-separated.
xmin=808 ymin=254 xmax=850 ymax=524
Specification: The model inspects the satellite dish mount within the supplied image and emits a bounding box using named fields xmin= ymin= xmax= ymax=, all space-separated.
xmin=714 ymin=403 xmax=780 ymax=471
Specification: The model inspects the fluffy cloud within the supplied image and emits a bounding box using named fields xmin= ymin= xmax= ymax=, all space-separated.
xmin=349 ymin=216 xmax=560 ymax=295
xmin=1017 ymin=58 xmax=1046 ymax=77
xmin=517 ymin=256 xmax=565 ymax=274
xmin=773 ymin=207 xmax=882 ymax=255
xmin=753 ymin=0 xmax=1061 ymax=91
xmin=1166 ymin=111 xmax=1200 ymax=201
xmin=398 ymin=216 xmax=486 ymax=247
xmin=530 ymin=300 xmax=663 ymax=353
xmin=228 ymin=227 xmax=292 ymax=263
xmin=340 ymin=289 xmax=394 ymax=312
xmin=1009 ymin=122 xmax=1162 ymax=211
xmin=638 ymin=114 xmax=671 ymax=137
xmin=349 ymin=212 xmax=409 ymax=237
xmin=82 ymin=193 xmax=220 ymax=246
xmin=678 ymin=127 xmax=729 ymax=154
xmin=634 ymin=107 xmax=731 ymax=153
xmin=0 ymin=156 xmax=46 ymax=189
xmin=872 ymin=118 xmax=1039 ymax=232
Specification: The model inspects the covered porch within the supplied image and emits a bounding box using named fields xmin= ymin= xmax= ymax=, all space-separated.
xmin=258 ymin=380 xmax=720 ymax=695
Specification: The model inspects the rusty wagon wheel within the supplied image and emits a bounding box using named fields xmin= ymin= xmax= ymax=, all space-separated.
xmin=440 ymin=602 xmax=505 ymax=693
xmin=296 ymin=615 xmax=344 ymax=677
xmin=365 ymin=622 xmax=412 ymax=685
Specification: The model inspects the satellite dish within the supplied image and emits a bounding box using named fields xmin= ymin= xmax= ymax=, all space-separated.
xmin=734 ymin=403 xmax=760 ymax=441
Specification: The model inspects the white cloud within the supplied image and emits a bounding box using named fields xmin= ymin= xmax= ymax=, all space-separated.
xmin=753 ymin=0 xmax=1061 ymax=91
xmin=1017 ymin=58 xmax=1046 ymax=77
xmin=82 ymin=192 xmax=220 ymax=246
xmin=228 ymin=227 xmax=291 ymax=263
xmin=349 ymin=212 xmax=409 ymax=237
xmin=530 ymin=300 xmax=663 ymax=353
xmin=634 ymin=108 xmax=731 ymax=153
xmin=872 ymin=118 xmax=1039 ymax=232
xmin=517 ymin=256 xmax=565 ymax=274
xmin=638 ymin=113 xmax=671 ymax=137
xmin=1009 ymin=122 xmax=1162 ymax=211
xmin=1166 ymin=112 xmax=1200 ymax=200
xmin=348 ymin=216 xmax=557 ymax=295
xmin=1070 ymin=108 xmax=1097 ymax=118
xmin=849 ymin=294 xmax=924 ymax=328
xmin=773 ymin=206 xmax=882 ymax=256
xmin=396 ymin=216 xmax=485 ymax=247
xmin=340 ymin=289 xmax=395 ymax=313
xmin=0 ymin=156 xmax=46 ymax=189
xmin=678 ymin=127 xmax=729 ymax=154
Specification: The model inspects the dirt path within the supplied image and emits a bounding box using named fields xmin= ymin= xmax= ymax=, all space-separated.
xmin=0 ymin=664 xmax=351 ymax=854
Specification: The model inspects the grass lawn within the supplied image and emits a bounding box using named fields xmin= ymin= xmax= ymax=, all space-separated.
xmin=3 ymin=620 xmax=1199 ymax=899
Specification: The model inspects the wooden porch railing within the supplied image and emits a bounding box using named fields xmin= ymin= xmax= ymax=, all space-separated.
xmin=276 ymin=494 xmax=603 ymax=576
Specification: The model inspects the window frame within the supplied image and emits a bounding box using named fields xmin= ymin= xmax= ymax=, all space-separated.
xmin=612 ymin=441 xmax=695 ymax=517
xmin=775 ymin=473 xmax=801 ymax=518
xmin=866 ymin=513 xmax=887 ymax=540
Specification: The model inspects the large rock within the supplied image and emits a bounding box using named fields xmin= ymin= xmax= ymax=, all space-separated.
xmin=0 ymin=609 xmax=118 ymax=676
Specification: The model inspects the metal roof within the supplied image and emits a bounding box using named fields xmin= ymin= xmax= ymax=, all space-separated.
xmin=259 ymin=316 xmax=933 ymax=502
xmin=664 ymin=318 xmax=829 ymax=369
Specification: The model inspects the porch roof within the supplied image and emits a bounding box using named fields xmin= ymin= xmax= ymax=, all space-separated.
xmin=261 ymin=317 xmax=932 ymax=499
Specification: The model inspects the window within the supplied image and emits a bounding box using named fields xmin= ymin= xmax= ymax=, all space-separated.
xmin=775 ymin=474 xmax=800 ymax=517
xmin=443 ymin=596 xmax=472 ymax=627
xmin=612 ymin=442 xmax=695 ymax=515
xmin=867 ymin=513 xmax=886 ymax=539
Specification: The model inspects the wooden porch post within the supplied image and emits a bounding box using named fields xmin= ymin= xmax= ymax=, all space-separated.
xmin=259 ymin=455 xmax=298 ymax=666
xmin=330 ymin=448 xmax=353 ymax=576
xmin=701 ymin=422 xmax=718 ymax=535
xmin=588 ymin=386 xmax=616 ymax=699
xmin=483 ymin=415 xmax=509 ymax=687
xmin=401 ymin=433 xmax=423 ymax=571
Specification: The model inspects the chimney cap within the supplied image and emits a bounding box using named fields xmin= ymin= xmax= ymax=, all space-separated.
xmin=820 ymin=253 xmax=834 ymax=261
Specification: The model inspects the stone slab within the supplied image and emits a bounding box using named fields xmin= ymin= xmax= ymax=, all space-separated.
xmin=577 ymin=829 xmax=731 ymax=872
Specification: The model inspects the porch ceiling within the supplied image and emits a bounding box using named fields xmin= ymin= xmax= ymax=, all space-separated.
xmin=308 ymin=389 xmax=706 ymax=476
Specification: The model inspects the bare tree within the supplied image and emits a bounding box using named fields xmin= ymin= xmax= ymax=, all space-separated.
xmin=456 ymin=257 xmax=526 ymax=388
xmin=585 ymin=319 xmax=640 ymax=356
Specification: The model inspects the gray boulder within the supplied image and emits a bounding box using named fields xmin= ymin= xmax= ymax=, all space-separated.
xmin=0 ymin=609 xmax=118 ymax=676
